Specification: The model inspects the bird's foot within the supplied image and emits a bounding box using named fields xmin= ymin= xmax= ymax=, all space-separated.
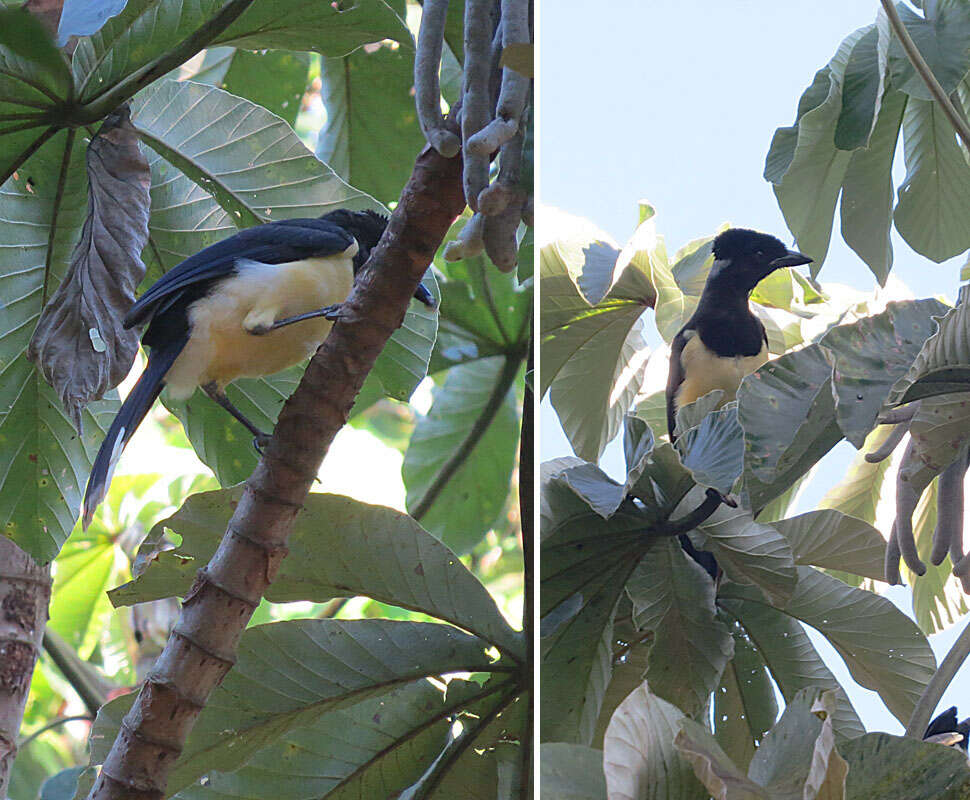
xmin=252 ymin=432 xmax=272 ymax=455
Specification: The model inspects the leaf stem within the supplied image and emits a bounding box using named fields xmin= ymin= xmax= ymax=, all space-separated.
xmin=879 ymin=0 xmax=970 ymax=150
xmin=70 ymin=0 xmax=257 ymax=125
xmin=411 ymin=352 xmax=524 ymax=520
xmin=904 ymin=613 xmax=970 ymax=738
xmin=666 ymin=489 xmax=723 ymax=536
xmin=18 ymin=715 xmax=93 ymax=750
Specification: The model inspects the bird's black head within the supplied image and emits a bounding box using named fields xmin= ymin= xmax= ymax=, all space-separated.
xmin=319 ymin=208 xmax=388 ymax=273
xmin=707 ymin=228 xmax=812 ymax=293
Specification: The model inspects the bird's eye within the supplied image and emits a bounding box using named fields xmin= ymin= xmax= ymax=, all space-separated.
xmin=756 ymin=250 xmax=764 ymax=258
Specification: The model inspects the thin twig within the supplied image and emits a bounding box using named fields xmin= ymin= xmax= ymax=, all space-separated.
xmin=411 ymin=352 xmax=523 ymax=519
xmin=879 ymin=0 xmax=970 ymax=149
xmin=18 ymin=715 xmax=93 ymax=750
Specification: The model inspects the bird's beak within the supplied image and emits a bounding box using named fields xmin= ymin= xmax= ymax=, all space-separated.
xmin=770 ymin=249 xmax=813 ymax=269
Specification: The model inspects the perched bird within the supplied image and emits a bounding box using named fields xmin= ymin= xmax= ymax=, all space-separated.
xmin=924 ymin=706 xmax=970 ymax=751
xmin=665 ymin=228 xmax=812 ymax=439
xmin=81 ymin=209 xmax=434 ymax=529
xmin=665 ymin=228 xmax=811 ymax=579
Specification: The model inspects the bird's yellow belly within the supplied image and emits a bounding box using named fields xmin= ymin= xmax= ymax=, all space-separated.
xmin=164 ymin=256 xmax=354 ymax=398
xmin=675 ymin=334 xmax=768 ymax=408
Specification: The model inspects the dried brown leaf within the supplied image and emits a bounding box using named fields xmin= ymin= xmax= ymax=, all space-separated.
xmin=27 ymin=104 xmax=150 ymax=430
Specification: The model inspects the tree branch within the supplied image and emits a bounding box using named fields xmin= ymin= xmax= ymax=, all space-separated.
xmin=879 ymin=0 xmax=970 ymax=149
xmin=87 ymin=139 xmax=466 ymax=799
xmin=666 ymin=489 xmax=724 ymax=537
xmin=905 ymin=613 xmax=970 ymax=738
xmin=0 ymin=537 xmax=50 ymax=799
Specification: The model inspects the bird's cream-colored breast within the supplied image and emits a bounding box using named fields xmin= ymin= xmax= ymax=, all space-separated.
xmin=164 ymin=254 xmax=355 ymax=398
xmin=675 ymin=332 xmax=768 ymax=409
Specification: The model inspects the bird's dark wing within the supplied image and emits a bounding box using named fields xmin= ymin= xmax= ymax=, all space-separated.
xmin=666 ymin=328 xmax=689 ymax=439
xmin=926 ymin=707 xmax=960 ymax=739
xmin=125 ymin=219 xmax=354 ymax=329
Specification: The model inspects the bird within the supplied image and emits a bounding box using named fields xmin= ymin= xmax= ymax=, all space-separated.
xmin=665 ymin=228 xmax=812 ymax=579
xmin=665 ymin=228 xmax=812 ymax=439
xmin=81 ymin=208 xmax=434 ymax=529
xmin=924 ymin=706 xmax=970 ymax=751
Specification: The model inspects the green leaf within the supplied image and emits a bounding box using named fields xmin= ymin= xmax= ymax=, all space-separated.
xmin=747 ymin=688 xmax=847 ymax=800
xmin=174 ymin=681 xmax=510 ymax=800
xmin=539 ymin=744 xmax=607 ymax=800
xmin=403 ymin=356 xmax=519 ymax=555
xmin=109 ymin=488 xmax=523 ymax=659
xmin=887 ymin=2 xmax=970 ymax=101
xmin=317 ymin=43 xmax=427 ymax=206
xmin=771 ymin=509 xmax=886 ymax=581
xmin=603 ymin=685 xmax=708 ymax=800
xmin=818 ymin=425 xmax=895 ymax=527
xmin=676 ymin=402 xmax=744 ymax=495
xmin=820 ymin=298 xmax=948 ymax=447
xmin=0 ymin=127 xmax=122 ymax=562
xmin=739 ymin=344 xmax=842 ymax=512
xmin=693 ymin=501 xmax=797 ymax=607
xmin=626 ymin=538 xmax=733 ymax=716
xmin=717 ymin=588 xmax=866 ymax=742
xmin=713 ymin=615 xmax=778 ymax=771
xmin=675 ymin=717 xmax=767 ymax=800
xmin=72 ymin=0 xmax=409 ymax=104
xmin=540 ymin=209 xmax=652 ymax=461
xmin=133 ymin=79 xmax=380 ymax=228
xmin=49 ymin=526 xmax=117 ymax=656
xmin=88 ymin=619 xmax=499 ymax=795
xmin=190 ymin=47 xmax=310 ymax=127
xmin=0 ymin=8 xmax=72 ymax=184
xmin=765 ymin=30 xmax=864 ymax=270
xmin=540 ymin=492 xmax=649 ymax=743
xmin=756 ymin=568 xmax=935 ymax=725
xmin=839 ymin=88 xmax=907 ymax=285
xmin=894 ymin=96 xmax=970 ymax=262
xmin=842 ymin=732 xmax=970 ymax=799
xmin=887 ymin=300 xmax=970 ymax=405
xmin=835 ymin=20 xmax=888 ymax=150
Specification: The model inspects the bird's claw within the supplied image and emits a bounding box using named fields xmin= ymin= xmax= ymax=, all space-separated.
xmin=253 ymin=433 xmax=272 ymax=455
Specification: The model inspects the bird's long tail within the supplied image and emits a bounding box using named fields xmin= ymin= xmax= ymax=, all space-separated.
xmin=81 ymin=342 xmax=184 ymax=529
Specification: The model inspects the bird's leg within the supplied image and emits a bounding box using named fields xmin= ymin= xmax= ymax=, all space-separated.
xmin=200 ymin=382 xmax=272 ymax=452
xmin=246 ymin=304 xmax=345 ymax=335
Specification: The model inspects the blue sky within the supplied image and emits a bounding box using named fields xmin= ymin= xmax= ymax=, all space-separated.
xmin=539 ymin=0 xmax=969 ymax=736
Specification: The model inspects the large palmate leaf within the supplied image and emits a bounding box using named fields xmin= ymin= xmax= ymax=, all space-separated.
xmin=541 ymin=484 xmax=651 ymax=743
xmin=713 ymin=616 xmax=778 ymax=771
xmin=726 ymin=568 xmax=935 ymax=726
xmin=72 ymin=0 xmax=410 ymax=104
xmin=539 ymin=744 xmax=607 ymax=800
xmin=540 ymin=209 xmax=653 ymax=462
xmin=87 ymin=619 xmax=499 ymax=795
xmin=841 ymin=733 xmax=970 ymax=799
xmin=403 ymin=356 xmax=520 ymax=555
xmin=318 ymin=42 xmax=426 ymax=206
xmin=0 ymin=131 xmax=121 ymax=563
xmin=718 ymin=586 xmax=866 ymax=742
xmin=109 ymin=488 xmax=523 ymax=660
xmin=739 ymin=343 xmax=842 ymax=511
xmin=172 ymin=680 xmax=505 ymax=800
xmin=887 ymin=1 xmax=970 ymax=101
xmin=189 ymin=47 xmax=310 ymax=127
xmin=626 ymin=538 xmax=733 ymax=716
xmin=771 ymin=509 xmax=886 ymax=581
xmin=887 ymin=299 xmax=970 ymax=406
xmin=132 ymin=79 xmax=379 ymax=227
xmin=764 ymin=28 xmax=864 ymax=269
xmin=820 ymin=298 xmax=948 ymax=447
xmin=894 ymin=96 xmax=970 ymax=262
xmin=603 ymin=685 xmax=708 ymax=800
xmin=0 ymin=9 xmax=73 ymax=184
xmin=746 ymin=689 xmax=847 ymax=800
xmin=674 ymin=718 xmax=768 ymax=800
